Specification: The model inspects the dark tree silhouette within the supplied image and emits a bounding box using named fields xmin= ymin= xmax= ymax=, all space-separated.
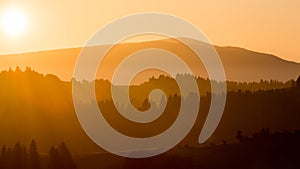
xmin=0 ymin=141 xmax=76 ymax=169
xmin=0 ymin=145 xmax=6 ymax=169
xmin=12 ymin=142 xmax=28 ymax=169
xmin=29 ymin=140 xmax=40 ymax=169
xmin=49 ymin=146 xmax=61 ymax=169
xmin=6 ymin=148 xmax=12 ymax=169
xmin=236 ymin=130 xmax=244 ymax=142
xmin=296 ymin=75 xmax=300 ymax=88
xmin=58 ymin=142 xmax=76 ymax=169
xmin=138 ymin=99 xmax=151 ymax=111
xmin=48 ymin=142 xmax=76 ymax=169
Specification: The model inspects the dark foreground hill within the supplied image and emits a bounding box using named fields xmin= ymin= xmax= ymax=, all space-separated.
xmin=75 ymin=131 xmax=300 ymax=169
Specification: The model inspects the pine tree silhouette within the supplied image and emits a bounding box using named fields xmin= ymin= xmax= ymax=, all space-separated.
xmin=48 ymin=142 xmax=76 ymax=169
xmin=29 ymin=140 xmax=40 ymax=169
xmin=0 ymin=145 xmax=6 ymax=169
xmin=296 ymin=75 xmax=300 ymax=88
xmin=12 ymin=142 xmax=28 ymax=169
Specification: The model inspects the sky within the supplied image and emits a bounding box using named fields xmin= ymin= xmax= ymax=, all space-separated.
xmin=0 ymin=0 xmax=299 ymax=62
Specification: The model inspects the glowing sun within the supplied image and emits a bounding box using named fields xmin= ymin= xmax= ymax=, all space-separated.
xmin=1 ymin=9 xmax=27 ymax=36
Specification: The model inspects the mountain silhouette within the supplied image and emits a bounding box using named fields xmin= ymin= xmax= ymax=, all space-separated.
xmin=0 ymin=38 xmax=299 ymax=83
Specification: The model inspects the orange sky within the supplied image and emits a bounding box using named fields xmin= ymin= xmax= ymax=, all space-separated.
xmin=0 ymin=0 xmax=299 ymax=62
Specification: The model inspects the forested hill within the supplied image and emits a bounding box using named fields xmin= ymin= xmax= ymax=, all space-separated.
xmin=0 ymin=68 xmax=299 ymax=154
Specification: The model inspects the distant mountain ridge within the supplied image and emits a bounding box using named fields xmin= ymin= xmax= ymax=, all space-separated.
xmin=214 ymin=45 xmax=300 ymax=81
xmin=0 ymin=38 xmax=299 ymax=83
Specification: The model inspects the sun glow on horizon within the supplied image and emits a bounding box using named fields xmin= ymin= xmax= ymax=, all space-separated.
xmin=1 ymin=8 xmax=27 ymax=37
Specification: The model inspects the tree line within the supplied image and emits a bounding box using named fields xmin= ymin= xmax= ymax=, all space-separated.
xmin=0 ymin=140 xmax=76 ymax=169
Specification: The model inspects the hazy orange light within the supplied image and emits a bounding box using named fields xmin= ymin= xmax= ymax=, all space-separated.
xmin=1 ymin=8 xmax=27 ymax=37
